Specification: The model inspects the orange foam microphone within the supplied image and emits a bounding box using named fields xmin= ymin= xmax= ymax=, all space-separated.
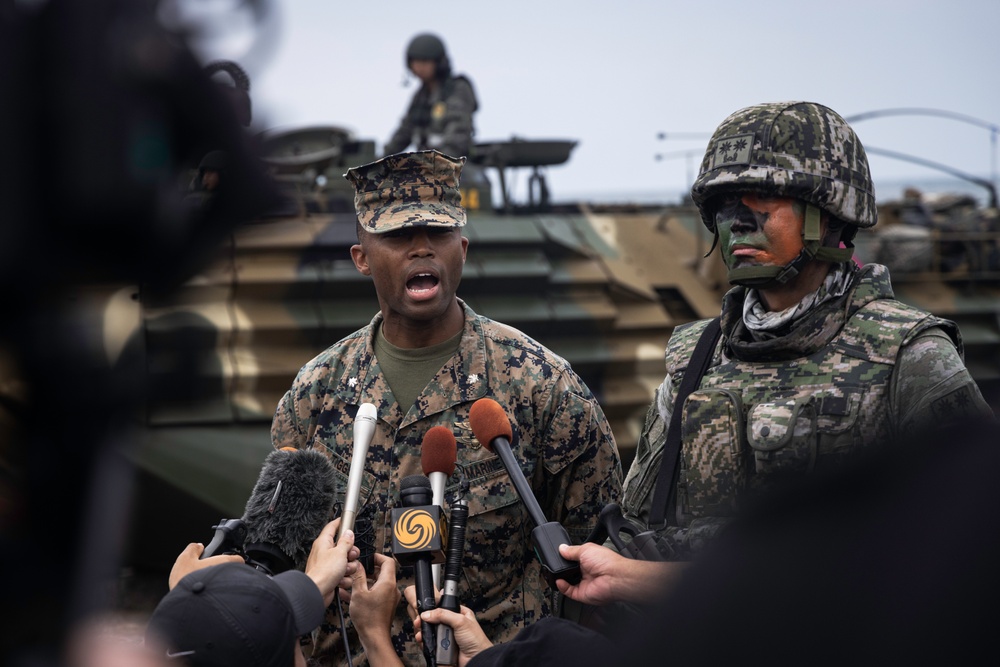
xmin=468 ymin=398 xmax=580 ymax=587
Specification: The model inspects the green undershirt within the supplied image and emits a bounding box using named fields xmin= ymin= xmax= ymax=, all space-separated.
xmin=374 ymin=323 xmax=463 ymax=413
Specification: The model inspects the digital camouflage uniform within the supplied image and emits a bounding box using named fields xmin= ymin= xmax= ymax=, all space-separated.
xmin=621 ymin=101 xmax=993 ymax=558
xmin=272 ymin=301 xmax=621 ymax=665
xmin=622 ymin=262 xmax=993 ymax=557
xmin=384 ymin=75 xmax=477 ymax=159
xmin=272 ymin=150 xmax=621 ymax=665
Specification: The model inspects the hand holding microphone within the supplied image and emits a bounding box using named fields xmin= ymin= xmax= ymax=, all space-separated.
xmin=330 ymin=402 xmax=377 ymax=661
xmin=468 ymin=398 xmax=581 ymax=588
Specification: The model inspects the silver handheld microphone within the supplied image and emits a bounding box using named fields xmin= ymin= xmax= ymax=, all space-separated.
xmin=339 ymin=402 xmax=377 ymax=540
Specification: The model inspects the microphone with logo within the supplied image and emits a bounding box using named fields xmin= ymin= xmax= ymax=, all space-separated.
xmin=392 ymin=475 xmax=446 ymax=667
xmin=422 ymin=425 xmax=457 ymax=590
xmin=202 ymin=446 xmax=338 ymax=576
xmin=468 ymin=397 xmax=581 ymax=588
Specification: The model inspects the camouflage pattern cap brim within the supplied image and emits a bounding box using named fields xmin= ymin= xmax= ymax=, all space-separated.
xmin=345 ymin=150 xmax=467 ymax=233
xmin=691 ymin=101 xmax=877 ymax=231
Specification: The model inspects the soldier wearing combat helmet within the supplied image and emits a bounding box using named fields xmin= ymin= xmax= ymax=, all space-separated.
xmin=383 ymin=34 xmax=479 ymax=159
xmin=270 ymin=150 xmax=621 ymax=665
xmin=545 ymin=103 xmax=996 ymax=618
xmin=605 ymin=101 xmax=995 ymax=564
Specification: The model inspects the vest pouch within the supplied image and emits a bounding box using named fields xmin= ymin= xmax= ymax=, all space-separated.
xmin=813 ymin=390 xmax=864 ymax=467
xmin=746 ymin=397 xmax=815 ymax=476
xmin=678 ymin=388 xmax=748 ymax=520
xmin=747 ymin=389 xmax=865 ymax=477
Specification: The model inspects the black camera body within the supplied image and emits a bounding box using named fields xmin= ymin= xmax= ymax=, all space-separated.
xmin=200 ymin=518 xmax=296 ymax=576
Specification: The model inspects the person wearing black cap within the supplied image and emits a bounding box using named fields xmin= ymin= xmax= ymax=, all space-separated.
xmin=146 ymin=520 xmax=357 ymax=667
xmin=383 ymin=33 xmax=478 ymax=158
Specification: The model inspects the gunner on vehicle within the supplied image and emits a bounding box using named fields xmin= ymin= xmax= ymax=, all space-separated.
xmin=383 ymin=33 xmax=478 ymax=159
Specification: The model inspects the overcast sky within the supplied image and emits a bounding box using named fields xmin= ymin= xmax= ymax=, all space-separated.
xmin=193 ymin=0 xmax=1000 ymax=204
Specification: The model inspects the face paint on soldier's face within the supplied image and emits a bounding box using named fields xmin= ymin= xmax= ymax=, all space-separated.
xmin=715 ymin=194 xmax=806 ymax=270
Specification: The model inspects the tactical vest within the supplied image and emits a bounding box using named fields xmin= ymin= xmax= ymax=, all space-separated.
xmin=665 ymin=292 xmax=955 ymax=527
xmin=409 ymin=75 xmax=475 ymax=146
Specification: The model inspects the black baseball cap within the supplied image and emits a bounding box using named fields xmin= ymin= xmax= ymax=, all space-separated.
xmin=145 ymin=563 xmax=325 ymax=667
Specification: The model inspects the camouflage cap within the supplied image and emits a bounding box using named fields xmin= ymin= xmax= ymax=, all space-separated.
xmin=345 ymin=150 xmax=467 ymax=233
xmin=691 ymin=101 xmax=877 ymax=231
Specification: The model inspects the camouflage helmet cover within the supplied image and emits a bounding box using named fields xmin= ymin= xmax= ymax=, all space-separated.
xmin=691 ymin=101 xmax=877 ymax=231
xmin=345 ymin=150 xmax=467 ymax=233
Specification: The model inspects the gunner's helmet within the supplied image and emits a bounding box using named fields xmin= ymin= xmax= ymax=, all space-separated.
xmin=405 ymin=33 xmax=451 ymax=79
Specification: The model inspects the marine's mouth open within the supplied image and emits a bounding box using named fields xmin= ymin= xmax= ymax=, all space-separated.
xmin=406 ymin=272 xmax=440 ymax=299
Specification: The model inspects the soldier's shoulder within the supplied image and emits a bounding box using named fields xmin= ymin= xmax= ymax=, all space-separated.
xmin=668 ymin=317 xmax=717 ymax=352
xmin=294 ymin=327 xmax=369 ymax=377
xmin=841 ymin=297 xmax=959 ymax=363
xmin=451 ymin=74 xmax=475 ymax=89
xmin=477 ymin=315 xmax=573 ymax=372
xmin=448 ymin=75 xmax=477 ymax=104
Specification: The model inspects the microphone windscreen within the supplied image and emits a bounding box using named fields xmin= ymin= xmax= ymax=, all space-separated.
xmin=469 ymin=398 xmax=512 ymax=451
xmin=242 ymin=448 xmax=337 ymax=571
xmin=421 ymin=426 xmax=457 ymax=477
xmin=399 ymin=474 xmax=433 ymax=507
xmin=401 ymin=474 xmax=432 ymax=492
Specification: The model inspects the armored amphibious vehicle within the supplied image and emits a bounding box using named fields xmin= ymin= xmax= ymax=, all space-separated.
xmin=124 ymin=126 xmax=1000 ymax=569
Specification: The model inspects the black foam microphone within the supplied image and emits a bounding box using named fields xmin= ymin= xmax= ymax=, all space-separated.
xmin=468 ymin=398 xmax=581 ymax=588
xmin=392 ymin=475 xmax=445 ymax=667
xmin=238 ymin=447 xmax=338 ymax=575
xmin=435 ymin=494 xmax=468 ymax=666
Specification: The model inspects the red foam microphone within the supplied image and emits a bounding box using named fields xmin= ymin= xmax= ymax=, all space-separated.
xmin=422 ymin=426 xmax=457 ymax=589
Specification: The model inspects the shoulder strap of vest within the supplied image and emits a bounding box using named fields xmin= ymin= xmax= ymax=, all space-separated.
xmin=648 ymin=317 xmax=722 ymax=528
xmin=836 ymin=297 xmax=960 ymax=365
xmin=445 ymin=74 xmax=478 ymax=112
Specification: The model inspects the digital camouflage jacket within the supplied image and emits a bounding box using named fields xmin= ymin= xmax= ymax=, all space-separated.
xmin=622 ymin=263 xmax=992 ymax=559
xmin=272 ymin=300 xmax=622 ymax=665
xmin=384 ymin=75 xmax=477 ymax=159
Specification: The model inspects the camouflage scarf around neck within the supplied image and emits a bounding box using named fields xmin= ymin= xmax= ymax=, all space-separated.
xmin=719 ymin=263 xmax=891 ymax=362
xmin=743 ymin=263 xmax=854 ymax=334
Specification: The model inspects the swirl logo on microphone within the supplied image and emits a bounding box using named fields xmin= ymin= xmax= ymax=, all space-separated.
xmin=393 ymin=509 xmax=438 ymax=550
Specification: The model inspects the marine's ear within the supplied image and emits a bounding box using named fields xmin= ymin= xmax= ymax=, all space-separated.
xmin=350 ymin=243 xmax=371 ymax=276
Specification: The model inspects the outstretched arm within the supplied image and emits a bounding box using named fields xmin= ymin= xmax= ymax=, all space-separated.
xmin=384 ymin=93 xmax=420 ymax=156
xmin=555 ymin=542 xmax=687 ymax=606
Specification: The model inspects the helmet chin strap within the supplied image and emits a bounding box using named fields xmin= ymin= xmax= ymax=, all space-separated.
xmin=727 ymin=204 xmax=855 ymax=287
